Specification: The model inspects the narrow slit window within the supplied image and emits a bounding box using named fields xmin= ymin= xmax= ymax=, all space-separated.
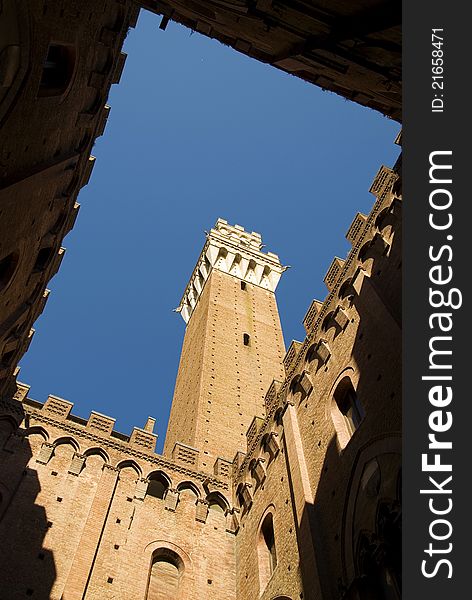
xmin=241 ymin=281 xmax=247 ymax=290
xmin=243 ymin=333 xmax=250 ymax=346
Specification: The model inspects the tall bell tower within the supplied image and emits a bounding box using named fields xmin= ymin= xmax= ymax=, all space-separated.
xmin=163 ymin=219 xmax=286 ymax=472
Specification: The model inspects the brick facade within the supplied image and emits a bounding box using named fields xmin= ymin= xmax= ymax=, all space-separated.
xmin=0 ymin=144 xmax=401 ymax=599
xmin=0 ymin=0 xmax=139 ymax=400
xmin=0 ymin=2 xmax=401 ymax=598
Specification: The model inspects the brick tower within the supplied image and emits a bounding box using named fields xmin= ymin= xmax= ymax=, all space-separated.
xmin=163 ymin=219 xmax=286 ymax=471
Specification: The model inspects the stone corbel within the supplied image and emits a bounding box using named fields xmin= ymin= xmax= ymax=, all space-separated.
xmin=103 ymin=463 xmax=119 ymax=472
xmin=316 ymin=340 xmax=331 ymax=365
xmin=36 ymin=442 xmax=54 ymax=465
xmin=252 ymin=457 xmax=266 ymax=486
xmin=195 ymin=498 xmax=209 ymax=523
xmin=240 ymin=482 xmax=253 ymax=506
xmin=333 ymin=306 xmax=349 ymax=331
xmin=371 ymin=232 xmax=391 ymax=257
xmin=134 ymin=478 xmax=148 ymax=501
xmin=266 ymin=431 xmax=280 ymax=458
xmin=164 ymin=488 xmax=180 ymax=512
xmin=299 ymin=371 xmax=313 ymax=396
xmin=225 ymin=508 xmax=239 ymax=534
xmin=68 ymin=453 xmax=86 ymax=476
xmin=352 ymin=267 xmax=368 ymax=295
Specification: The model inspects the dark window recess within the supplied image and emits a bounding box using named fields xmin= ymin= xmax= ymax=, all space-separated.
xmin=258 ymin=512 xmax=277 ymax=589
xmin=240 ymin=281 xmax=246 ymax=290
xmin=147 ymin=477 xmax=169 ymax=500
xmin=243 ymin=333 xmax=250 ymax=346
xmin=335 ymin=382 xmax=364 ymax=436
xmin=1 ymin=349 xmax=15 ymax=366
xmin=39 ymin=44 xmax=75 ymax=96
xmin=107 ymin=577 xmax=113 ymax=584
xmin=50 ymin=211 xmax=67 ymax=235
xmin=33 ymin=247 xmax=54 ymax=272
xmin=0 ymin=252 xmax=19 ymax=292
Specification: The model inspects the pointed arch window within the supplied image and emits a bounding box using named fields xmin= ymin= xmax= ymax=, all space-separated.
xmin=258 ymin=511 xmax=277 ymax=591
xmin=146 ymin=472 xmax=170 ymax=500
xmin=332 ymin=377 xmax=364 ymax=448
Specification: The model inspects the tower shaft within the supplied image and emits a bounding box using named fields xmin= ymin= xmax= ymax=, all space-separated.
xmin=163 ymin=220 xmax=286 ymax=471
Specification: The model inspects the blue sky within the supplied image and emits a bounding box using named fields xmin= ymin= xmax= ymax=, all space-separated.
xmin=19 ymin=11 xmax=400 ymax=452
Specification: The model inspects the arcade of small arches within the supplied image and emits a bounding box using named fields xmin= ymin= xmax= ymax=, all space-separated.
xmin=235 ymin=367 xmax=365 ymax=515
xmin=0 ymin=419 xmax=232 ymax=522
xmin=237 ymin=190 xmax=403 ymax=483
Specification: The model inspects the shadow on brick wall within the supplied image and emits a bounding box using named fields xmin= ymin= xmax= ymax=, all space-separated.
xmin=0 ymin=399 xmax=56 ymax=599
xmin=299 ymin=190 xmax=402 ymax=600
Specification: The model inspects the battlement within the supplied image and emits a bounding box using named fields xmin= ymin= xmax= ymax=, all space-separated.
xmin=176 ymin=218 xmax=286 ymax=324
xmin=233 ymin=147 xmax=403 ymax=495
xmin=17 ymin=384 xmax=158 ymax=452
xmin=13 ymin=382 xmax=233 ymax=484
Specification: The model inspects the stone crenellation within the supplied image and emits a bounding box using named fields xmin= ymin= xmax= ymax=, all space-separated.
xmin=176 ymin=218 xmax=287 ymax=324
xmin=233 ymin=153 xmax=401 ymax=488
xmin=2 ymin=388 xmax=230 ymax=491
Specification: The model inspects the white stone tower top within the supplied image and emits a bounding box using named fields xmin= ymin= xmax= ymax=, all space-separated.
xmin=176 ymin=218 xmax=286 ymax=323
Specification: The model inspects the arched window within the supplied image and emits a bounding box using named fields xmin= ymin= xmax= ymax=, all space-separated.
xmin=146 ymin=472 xmax=170 ymax=500
xmin=0 ymin=251 xmax=19 ymax=292
xmin=39 ymin=43 xmax=75 ymax=96
xmin=207 ymin=491 xmax=228 ymax=526
xmin=332 ymin=378 xmax=364 ymax=448
xmin=236 ymin=483 xmax=247 ymax=512
xmin=258 ymin=512 xmax=277 ymax=591
xmin=177 ymin=482 xmax=198 ymax=511
xmin=147 ymin=549 xmax=183 ymax=600
xmin=208 ymin=499 xmax=225 ymax=514
xmin=33 ymin=247 xmax=54 ymax=272
xmin=338 ymin=278 xmax=355 ymax=302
